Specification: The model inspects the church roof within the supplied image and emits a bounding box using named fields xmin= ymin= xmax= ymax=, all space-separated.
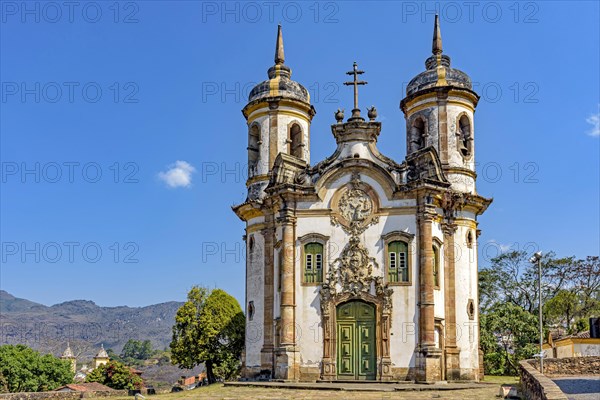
xmin=247 ymin=25 xmax=310 ymax=104
xmin=405 ymin=15 xmax=473 ymax=96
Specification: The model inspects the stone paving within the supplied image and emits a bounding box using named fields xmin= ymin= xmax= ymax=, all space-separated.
xmin=551 ymin=376 xmax=600 ymax=400
xmin=89 ymin=382 xmax=506 ymax=400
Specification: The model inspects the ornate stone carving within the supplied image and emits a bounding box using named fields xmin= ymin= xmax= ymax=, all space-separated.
xmin=319 ymin=232 xmax=394 ymax=381
xmin=441 ymin=190 xmax=466 ymax=220
xmin=319 ymin=236 xmax=392 ymax=313
xmin=339 ymin=187 xmax=372 ymax=223
xmin=330 ymin=173 xmax=380 ymax=236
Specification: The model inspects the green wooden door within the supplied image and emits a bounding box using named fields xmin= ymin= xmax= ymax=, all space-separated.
xmin=336 ymin=301 xmax=376 ymax=380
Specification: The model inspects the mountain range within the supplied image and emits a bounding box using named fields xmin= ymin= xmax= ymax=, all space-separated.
xmin=0 ymin=290 xmax=183 ymax=359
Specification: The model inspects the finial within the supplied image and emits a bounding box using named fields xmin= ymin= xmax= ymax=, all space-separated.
xmin=343 ymin=62 xmax=368 ymax=121
xmin=432 ymin=14 xmax=443 ymax=55
xmin=367 ymin=106 xmax=377 ymax=121
xmin=274 ymin=24 xmax=285 ymax=65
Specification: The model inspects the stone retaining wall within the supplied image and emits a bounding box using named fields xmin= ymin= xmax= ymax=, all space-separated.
xmin=528 ymin=356 xmax=600 ymax=376
xmin=519 ymin=360 xmax=568 ymax=400
xmin=0 ymin=390 xmax=127 ymax=400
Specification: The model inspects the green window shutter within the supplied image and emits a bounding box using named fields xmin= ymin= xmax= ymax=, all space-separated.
xmin=388 ymin=241 xmax=408 ymax=283
xmin=304 ymin=243 xmax=323 ymax=283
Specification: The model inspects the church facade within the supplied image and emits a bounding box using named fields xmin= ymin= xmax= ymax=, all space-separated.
xmin=233 ymin=18 xmax=491 ymax=383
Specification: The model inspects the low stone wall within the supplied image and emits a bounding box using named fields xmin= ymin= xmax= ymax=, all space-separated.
xmin=519 ymin=360 xmax=568 ymax=400
xmin=528 ymin=356 xmax=600 ymax=376
xmin=0 ymin=390 xmax=127 ymax=400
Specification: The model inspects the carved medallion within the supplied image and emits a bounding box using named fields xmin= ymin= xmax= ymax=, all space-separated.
xmin=330 ymin=173 xmax=379 ymax=236
xmin=339 ymin=188 xmax=372 ymax=223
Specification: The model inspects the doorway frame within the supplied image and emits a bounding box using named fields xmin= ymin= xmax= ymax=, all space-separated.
xmin=321 ymin=291 xmax=393 ymax=381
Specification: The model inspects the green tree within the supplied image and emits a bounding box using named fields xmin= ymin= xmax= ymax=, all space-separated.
xmin=544 ymin=289 xmax=579 ymax=332
xmin=121 ymin=339 xmax=154 ymax=361
xmin=170 ymin=287 xmax=245 ymax=383
xmin=481 ymin=251 xmax=574 ymax=314
xmin=85 ymin=360 xmax=143 ymax=390
xmin=0 ymin=344 xmax=74 ymax=393
xmin=480 ymin=303 xmax=539 ymax=375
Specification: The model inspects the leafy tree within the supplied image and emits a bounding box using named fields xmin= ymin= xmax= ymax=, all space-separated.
xmin=85 ymin=360 xmax=143 ymax=390
xmin=170 ymin=287 xmax=245 ymax=383
xmin=544 ymin=289 xmax=579 ymax=332
xmin=0 ymin=344 xmax=74 ymax=393
xmin=121 ymin=339 xmax=154 ymax=361
xmin=480 ymin=303 xmax=539 ymax=375
xmin=481 ymin=251 xmax=574 ymax=314
xmin=479 ymin=251 xmax=598 ymax=375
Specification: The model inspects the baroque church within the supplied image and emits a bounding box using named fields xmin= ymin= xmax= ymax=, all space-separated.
xmin=233 ymin=17 xmax=491 ymax=383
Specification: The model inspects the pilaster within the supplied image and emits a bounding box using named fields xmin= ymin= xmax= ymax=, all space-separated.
xmin=442 ymin=222 xmax=460 ymax=380
xmin=418 ymin=202 xmax=436 ymax=350
xmin=260 ymin=222 xmax=276 ymax=373
xmin=417 ymin=199 xmax=440 ymax=383
xmin=275 ymin=207 xmax=298 ymax=380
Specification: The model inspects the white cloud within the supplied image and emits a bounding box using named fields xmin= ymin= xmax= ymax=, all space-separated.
xmin=488 ymin=239 xmax=511 ymax=253
xmin=586 ymin=105 xmax=599 ymax=137
xmin=158 ymin=161 xmax=196 ymax=188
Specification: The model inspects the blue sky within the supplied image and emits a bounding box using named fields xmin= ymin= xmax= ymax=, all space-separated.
xmin=1 ymin=1 xmax=599 ymax=308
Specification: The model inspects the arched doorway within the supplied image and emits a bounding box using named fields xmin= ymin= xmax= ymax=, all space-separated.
xmin=336 ymin=300 xmax=376 ymax=380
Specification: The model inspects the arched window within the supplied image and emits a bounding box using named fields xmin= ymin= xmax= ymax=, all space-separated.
xmin=387 ymin=241 xmax=409 ymax=283
xmin=303 ymin=242 xmax=323 ymax=283
xmin=289 ymin=123 xmax=303 ymax=159
xmin=248 ymin=124 xmax=260 ymax=176
xmin=466 ymin=230 xmax=474 ymax=248
xmin=432 ymin=244 xmax=440 ymax=289
xmin=457 ymin=115 xmax=472 ymax=158
xmin=410 ymin=117 xmax=426 ymax=152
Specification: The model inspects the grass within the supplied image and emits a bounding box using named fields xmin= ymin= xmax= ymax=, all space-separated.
xmin=482 ymin=375 xmax=520 ymax=385
xmin=86 ymin=379 xmax=518 ymax=400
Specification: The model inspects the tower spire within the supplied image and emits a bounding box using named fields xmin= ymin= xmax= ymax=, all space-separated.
xmin=274 ymin=24 xmax=285 ymax=65
xmin=432 ymin=14 xmax=443 ymax=55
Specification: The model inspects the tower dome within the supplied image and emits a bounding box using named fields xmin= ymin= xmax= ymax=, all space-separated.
xmin=400 ymin=15 xmax=480 ymax=194
xmin=247 ymin=25 xmax=310 ymax=104
xmin=405 ymin=15 xmax=473 ymax=96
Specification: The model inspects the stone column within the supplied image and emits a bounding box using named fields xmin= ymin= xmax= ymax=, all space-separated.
xmin=275 ymin=208 xmax=299 ymax=380
xmin=260 ymin=223 xmax=275 ymax=374
xmin=443 ymin=222 xmax=460 ymax=380
xmin=419 ymin=205 xmax=436 ymax=349
xmin=416 ymin=201 xmax=442 ymax=383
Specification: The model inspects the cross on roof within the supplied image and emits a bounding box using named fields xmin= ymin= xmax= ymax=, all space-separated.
xmin=343 ymin=62 xmax=367 ymax=120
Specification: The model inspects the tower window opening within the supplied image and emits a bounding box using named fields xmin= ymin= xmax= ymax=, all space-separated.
xmin=411 ymin=118 xmax=426 ymax=152
xmin=248 ymin=125 xmax=260 ymax=177
xmin=458 ymin=115 xmax=472 ymax=158
xmin=290 ymin=123 xmax=304 ymax=158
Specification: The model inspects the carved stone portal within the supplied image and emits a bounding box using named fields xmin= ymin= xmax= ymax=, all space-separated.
xmin=320 ymin=173 xmax=393 ymax=381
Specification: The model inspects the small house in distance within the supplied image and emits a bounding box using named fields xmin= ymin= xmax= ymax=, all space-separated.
xmin=543 ymin=331 xmax=600 ymax=358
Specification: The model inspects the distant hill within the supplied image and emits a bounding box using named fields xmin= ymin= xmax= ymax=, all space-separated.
xmin=0 ymin=290 xmax=183 ymax=360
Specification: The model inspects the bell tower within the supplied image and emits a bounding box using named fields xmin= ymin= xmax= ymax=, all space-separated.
xmin=242 ymin=25 xmax=316 ymax=201
xmin=400 ymin=15 xmax=480 ymax=194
